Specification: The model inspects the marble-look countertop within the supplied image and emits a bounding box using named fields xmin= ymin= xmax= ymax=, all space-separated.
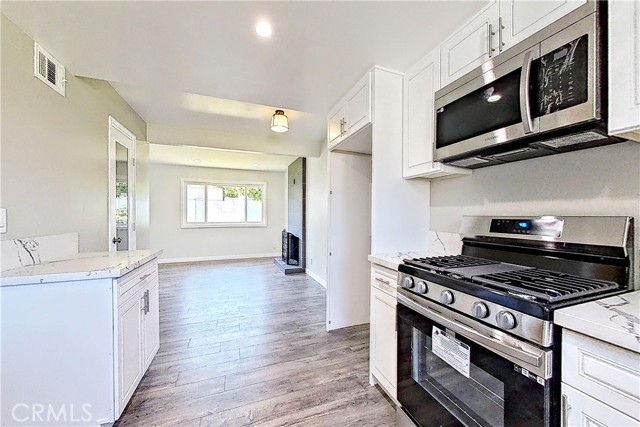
xmin=368 ymin=231 xmax=463 ymax=271
xmin=555 ymin=291 xmax=640 ymax=354
xmin=0 ymin=250 xmax=163 ymax=287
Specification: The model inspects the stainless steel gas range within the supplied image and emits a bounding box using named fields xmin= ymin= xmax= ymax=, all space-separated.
xmin=396 ymin=216 xmax=633 ymax=427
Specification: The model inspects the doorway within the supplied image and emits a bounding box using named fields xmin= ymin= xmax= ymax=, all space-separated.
xmin=108 ymin=116 xmax=136 ymax=252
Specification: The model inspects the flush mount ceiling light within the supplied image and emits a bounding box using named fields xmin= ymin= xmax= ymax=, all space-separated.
xmin=193 ymin=159 xmax=201 ymax=164
xmin=270 ymin=109 xmax=289 ymax=133
xmin=256 ymin=21 xmax=272 ymax=38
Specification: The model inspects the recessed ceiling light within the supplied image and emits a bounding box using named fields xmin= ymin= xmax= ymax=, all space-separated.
xmin=253 ymin=163 xmax=260 ymax=167
xmin=256 ymin=21 xmax=272 ymax=38
xmin=193 ymin=159 xmax=201 ymax=164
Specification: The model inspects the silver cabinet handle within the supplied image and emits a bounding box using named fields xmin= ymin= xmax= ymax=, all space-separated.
xmin=519 ymin=50 xmax=535 ymax=134
xmin=561 ymin=394 xmax=571 ymax=427
xmin=375 ymin=277 xmax=391 ymax=285
xmin=488 ymin=23 xmax=496 ymax=58
xmin=499 ymin=17 xmax=504 ymax=52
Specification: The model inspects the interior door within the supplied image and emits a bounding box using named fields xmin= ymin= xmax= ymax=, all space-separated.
xmin=109 ymin=116 xmax=136 ymax=252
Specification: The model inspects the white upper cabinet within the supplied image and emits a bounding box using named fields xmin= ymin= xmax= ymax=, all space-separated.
xmin=608 ymin=0 xmax=640 ymax=141
xmin=327 ymin=71 xmax=372 ymax=153
xmin=403 ymin=48 xmax=471 ymax=179
xmin=328 ymin=104 xmax=346 ymax=148
xmin=441 ymin=0 xmax=588 ymax=88
xmin=440 ymin=2 xmax=500 ymax=88
xmin=499 ymin=0 xmax=586 ymax=48
xmin=345 ymin=73 xmax=372 ymax=136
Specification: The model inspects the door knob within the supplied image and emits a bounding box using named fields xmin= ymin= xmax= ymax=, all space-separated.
xmin=112 ymin=236 xmax=122 ymax=244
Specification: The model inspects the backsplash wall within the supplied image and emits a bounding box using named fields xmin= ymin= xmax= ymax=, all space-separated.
xmin=430 ymin=141 xmax=640 ymax=285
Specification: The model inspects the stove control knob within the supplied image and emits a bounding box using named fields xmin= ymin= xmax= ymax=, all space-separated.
xmin=471 ymin=302 xmax=489 ymax=319
xmin=402 ymin=277 xmax=415 ymax=289
xmin=416 ymin=281 xmax=428 ymax=294
xmin=496 ymin=311 xmax=517 ymax=330
xmin=440 ymin=290 xmax=454 ymax=305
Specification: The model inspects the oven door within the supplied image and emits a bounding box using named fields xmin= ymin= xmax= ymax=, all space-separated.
xmin=397 ymin=290 xmax=556 ymax=427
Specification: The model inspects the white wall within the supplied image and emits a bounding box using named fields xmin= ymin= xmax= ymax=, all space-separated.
xmin=430 ymin=142 xmax=640 ymax=283
xmin=149 ymin=163 xmax=286 ymax=262
xmin=0 ymin=15 xmax=148 ymax=251
xmin=305 ymin=148 xmax=328 ymax=286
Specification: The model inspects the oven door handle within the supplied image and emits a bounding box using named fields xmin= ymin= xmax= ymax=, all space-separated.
xmin=398 ymin=292 xmax=549 ymax=376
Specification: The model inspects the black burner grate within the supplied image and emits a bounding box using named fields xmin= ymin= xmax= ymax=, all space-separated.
xmin=405 ymin=255 xmax=498 ymax=271
xmin=472 ymin=269 xmax=619 ymax=302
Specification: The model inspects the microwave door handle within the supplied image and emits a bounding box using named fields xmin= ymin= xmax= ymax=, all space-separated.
xmin=520 ymin=50 xmax=535 ymax=134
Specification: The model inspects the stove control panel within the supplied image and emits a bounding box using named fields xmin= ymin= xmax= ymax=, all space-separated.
xmin=489 ymin=217 xmax=564 ymax=238
xmin=397 ymin=272 xmax=554 ymax=347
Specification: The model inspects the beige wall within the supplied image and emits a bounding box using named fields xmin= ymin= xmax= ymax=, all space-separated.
xmin=149 ymin=163 xmax=286 ymax=261
xmin=305 ymin=149 xmax=328 ymax=286
xmin=1 ymin=15 xmax=148 ymax=251
xmin=430 ymin=141 xmax=640 ymax=282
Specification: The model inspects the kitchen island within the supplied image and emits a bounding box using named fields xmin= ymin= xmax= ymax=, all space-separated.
xmin=1 ymin=250 xmax=162 ymax=427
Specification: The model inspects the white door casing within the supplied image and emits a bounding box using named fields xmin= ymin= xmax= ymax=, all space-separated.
xmin=109 ymin=116 xmax=136 ymax=252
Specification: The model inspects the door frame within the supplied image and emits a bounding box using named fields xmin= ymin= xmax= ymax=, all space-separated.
xmin=108 ymin=116 xmax=137 ymax=252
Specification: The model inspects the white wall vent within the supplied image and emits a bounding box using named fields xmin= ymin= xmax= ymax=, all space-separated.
xmin=33 ymin=42 xmax=66 ymax=96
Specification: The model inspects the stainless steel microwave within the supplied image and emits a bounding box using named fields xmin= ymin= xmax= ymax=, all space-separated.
xmin=434 ymin=1 xmax=622 ymax=168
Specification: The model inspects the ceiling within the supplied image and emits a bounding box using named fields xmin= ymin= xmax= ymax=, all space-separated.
xmin=1 ymin=1 xmax=487 ymax=164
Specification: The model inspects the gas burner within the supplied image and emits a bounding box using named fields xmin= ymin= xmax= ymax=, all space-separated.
xmin=404 ymin=255 xmax=498 ymax=272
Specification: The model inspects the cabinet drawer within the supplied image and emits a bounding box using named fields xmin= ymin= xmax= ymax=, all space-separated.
xmin=118 ymin=262 xmax=158 ymax=305
xmin=562 ymin=330 xmax=640 ymax=419
xmin=371 ymin=266 xmax=398 ymax=297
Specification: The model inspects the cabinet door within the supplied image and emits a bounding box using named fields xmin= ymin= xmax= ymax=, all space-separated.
xmin=440 ymin=3 xmax=500 ymax=87
xmin=345 ymin=72 xmax=372 ymax=136
xmin=143 ymin=279 xmax=160 ymax=369
xmin=370 ymin=286 xmax=397 ymax=398
xmin=608 ymin=0 xmax=640 ymax=141
xmin=500 ymin=0 xmax=586 ymax=49
xmin=327 ymin=104 xmax=346 ymax=150
xmin=403 ymin=50 xmax=439 ymax=178
xmin=117 ymin=292 xmax=144 ymax=414
xmin=562 ymin=383 xmax=640 ymax=427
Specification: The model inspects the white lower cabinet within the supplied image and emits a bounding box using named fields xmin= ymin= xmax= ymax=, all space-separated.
xmin=0 ymin=256 xmax=160 ymax=427
xmin=118 ymin=293 xmax=145 ymax=411
xmin=561 ymin=383 xmax=640 ymax=427
xmin=369 ymin=265 xmax=398 ymax=401
xmin=561 ymin=330 xmax=640 ymax=425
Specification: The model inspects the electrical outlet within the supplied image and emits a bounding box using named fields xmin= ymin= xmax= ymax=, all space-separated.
xmin=0 ymin=208 xmax=6 ymax=233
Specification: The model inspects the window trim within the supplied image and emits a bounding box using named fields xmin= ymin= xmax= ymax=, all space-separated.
xmin=181 ymin=178 xmax=267 ymax=228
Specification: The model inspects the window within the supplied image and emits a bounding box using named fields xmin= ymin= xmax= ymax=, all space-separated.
xmin=182 ymin=179 xmax=266 ymax=227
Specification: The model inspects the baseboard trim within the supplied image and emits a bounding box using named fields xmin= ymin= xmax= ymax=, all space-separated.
xmin=159 ymin=253 xmax=281 ymax=264
xmin=305 ymin=269 xmax=327 ymax=288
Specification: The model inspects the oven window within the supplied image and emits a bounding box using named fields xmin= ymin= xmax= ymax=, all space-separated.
xmin=412 ymin=326 xmax=505 ymax=427
xmin=436 ymin=70 xmax=522 ymax=149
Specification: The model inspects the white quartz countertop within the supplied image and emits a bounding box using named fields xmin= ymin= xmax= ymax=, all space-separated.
xmin=555 ymin=291 xmax=640 ymax=354
xmin=0 ymin=250 xmax=163 ymax=286
xmin=368 ymin=250 xmax=449 ymax=271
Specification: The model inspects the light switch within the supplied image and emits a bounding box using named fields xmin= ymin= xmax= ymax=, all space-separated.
xmin=0 ymin=208 xmax=6 ymax=233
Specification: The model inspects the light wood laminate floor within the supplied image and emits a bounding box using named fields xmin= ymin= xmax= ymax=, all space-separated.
xmin=115 ymin=258 xmax=396 ymax=426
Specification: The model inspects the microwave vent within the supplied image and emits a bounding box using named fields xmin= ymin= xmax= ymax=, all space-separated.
xmin=448 ymin=157 xmax=490 ymax=167
xmin=537 ymin=131 xmax=604 ymax=149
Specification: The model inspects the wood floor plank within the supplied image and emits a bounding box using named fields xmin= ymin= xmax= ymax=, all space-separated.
xmin=115 ymin=258 xmax=397 ymax=426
